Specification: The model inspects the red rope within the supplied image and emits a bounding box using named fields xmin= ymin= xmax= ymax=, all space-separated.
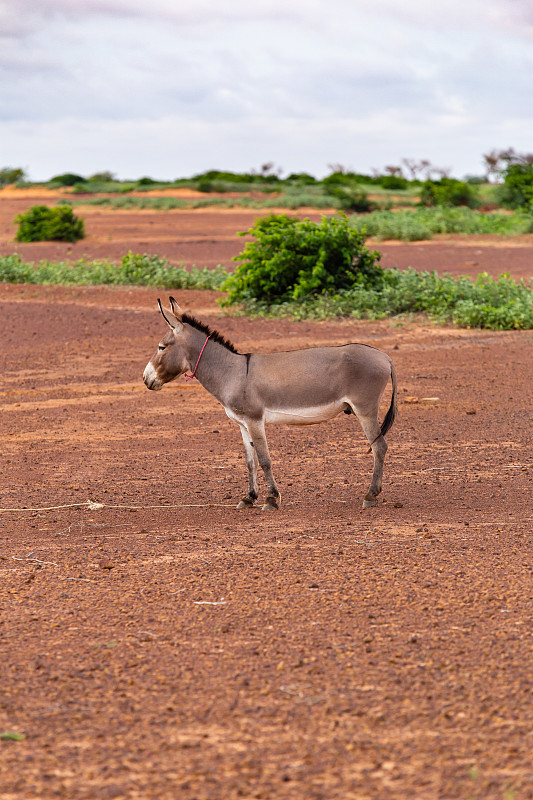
xmin=184 ymin=335 xmax=212 ymax=382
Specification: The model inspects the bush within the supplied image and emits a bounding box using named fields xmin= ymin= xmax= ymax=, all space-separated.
xmin=48 ymin=172 xmax=85 ymax=187
xmin=497 ymin=163 xmax=533 ymax=211
xmin=378 ymin=175 xmax=409 ymax=190
xmin=15 ymin=205 xmax=85 ymax=242
xmin=88 ymin=171 xmax=115 ymax=182
xmin=221 ymin=213 xmax=382 ymax=305
xmin=0 ymin=167 xmax=26 ymax=186
xmin=420 ymin=178 xmax=479 ymax=208
xmin=285 ymin=172 xmax=318 ymax=184
xmin=324 ymin=185 xmax=373 ymax=212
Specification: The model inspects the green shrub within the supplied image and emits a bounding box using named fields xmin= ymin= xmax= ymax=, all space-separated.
xmin=48 ymin=172 xmax=85 ymax=187
xmin=378 ymin=175 xmax=409 ymax=190
xmin=221 ymin=213 xmax=382 ymax=305
xmin=0 ymin=167 xmax=26 ymax=186
xmin=420 ymin=178 xmax=479 ymax=208
xmin=324 ymin=185 xmax=373 ymax=212
xmin=497 ymin=162 xmax=533 ymax=211
xmin=285 ymin=172 xmax=318 ymax=184
xmin=15 ymin=205 xmax=85 ymax=242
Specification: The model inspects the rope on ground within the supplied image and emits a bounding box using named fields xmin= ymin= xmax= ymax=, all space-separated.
xmin=0 ymin=499 xmax=236 ymax=513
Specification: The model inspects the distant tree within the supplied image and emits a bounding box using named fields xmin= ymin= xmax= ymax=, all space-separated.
xmin=49 ymin=172 xmax=85 ymax=186
xmin=88 ymin=171 xmax=115 ymax=182
xmin=498 ymin=147 xmax=533 ymax=166
xmin=285 ymin=172 xmax=317 ymax=184
xmin=384 ymin=165 xmax=403 ymax=178
xmin=0 ymin=167 xmax=26 ymax=186
xmin=251 ymin=162 xmax=282 ymax=180
xmin=401 ymin=158 xmax=426 ymax=180
xmin=497 ymin=162 xmax=533 ymax=210
xmin=430 ymin=166 xmax=452 ymax=180
xmin=482 ymin=150 xmax=502 ymax=181
xmin=483 ymin=147 xmax=533 ymax=183
xmin=379 ymin=175 xmax=409 ymax=190
xmin=327 ymin=163 xmax=350 ymax=175
xmin=420 ymin=178 xmax=479 ymax=208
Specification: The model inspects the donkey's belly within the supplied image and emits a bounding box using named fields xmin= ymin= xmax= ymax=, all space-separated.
xmin=264 ymin=402 xmax=344 ymax=426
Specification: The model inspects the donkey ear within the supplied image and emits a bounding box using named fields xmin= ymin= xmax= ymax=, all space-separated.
xmin=157 ymin=299 xmax=183 ymax=331
xmin=168 ymin=296 xmax=184 ymax=318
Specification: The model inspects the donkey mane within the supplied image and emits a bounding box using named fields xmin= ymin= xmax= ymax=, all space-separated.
xmin=182 ymin=313 xmax=240 ymax=355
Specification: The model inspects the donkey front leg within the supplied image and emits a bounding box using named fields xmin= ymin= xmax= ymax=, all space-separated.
xmin=246 ymin=421 xmax=281 ymax=511
xmin=236 ymin=425 xmax=259 ymax=509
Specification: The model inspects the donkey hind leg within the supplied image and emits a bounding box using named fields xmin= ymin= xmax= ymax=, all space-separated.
xmin=246 ymin=421 xmax=281 ymax=511
xmin=354 ymin=411 xmax=388 ymax=508
xmin=236 ymin=426 xmax=259 ymax=509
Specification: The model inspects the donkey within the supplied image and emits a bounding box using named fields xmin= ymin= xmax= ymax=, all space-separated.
xmin=143 ymin=297 xmax=397 ymax=510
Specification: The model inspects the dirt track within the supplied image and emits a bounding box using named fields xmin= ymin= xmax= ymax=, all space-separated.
xmin=1 ymin=276 xmax=532 ymax=799
xmin=1 ymin=194 xmax=533 ymax=799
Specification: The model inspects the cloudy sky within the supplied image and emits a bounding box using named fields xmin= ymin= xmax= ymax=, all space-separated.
xmin=1 ymin=0 xmax=532 ymax=181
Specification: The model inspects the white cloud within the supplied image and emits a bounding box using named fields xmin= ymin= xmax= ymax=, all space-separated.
xmin=0 ymin=0 xmax=531 ymax=179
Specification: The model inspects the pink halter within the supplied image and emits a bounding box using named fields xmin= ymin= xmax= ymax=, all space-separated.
xmin=184 ymin=335 xmax=212 ymax=382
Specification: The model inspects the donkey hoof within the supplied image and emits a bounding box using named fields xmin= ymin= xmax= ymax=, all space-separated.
xmin=237 ymin=497 xmax=256 ymax=510
xmin=363 ymin=497 xmax=378 ymax=508
xmin=261 ymin=499 xmax=279 ymax=511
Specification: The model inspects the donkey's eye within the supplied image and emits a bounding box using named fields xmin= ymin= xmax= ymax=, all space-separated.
xmin=158 ymin=345 xmax=166 ymax=351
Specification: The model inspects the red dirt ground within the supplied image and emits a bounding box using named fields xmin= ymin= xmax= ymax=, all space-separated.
xmin=1 ymin=189 xmax=532 ymax=280
xmin=1 ymin=192 xmax=533 ymax=799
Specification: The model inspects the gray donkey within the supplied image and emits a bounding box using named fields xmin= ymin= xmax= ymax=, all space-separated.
xmin=143 ymin=297 xmax=397 ymax=510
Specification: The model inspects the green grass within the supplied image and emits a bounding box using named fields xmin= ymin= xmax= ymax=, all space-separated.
xmin=0 ymin=252 xmax=226 ymax=290
xmin=69 ymin=193 xmax=338 ymax=211
xmin=1 ymin=253 xmax=531 ymax=330
xmin=349 ymin=206 xmax=533 ymax=241
xmin=227 ymin=269 xmax=533 ymax=330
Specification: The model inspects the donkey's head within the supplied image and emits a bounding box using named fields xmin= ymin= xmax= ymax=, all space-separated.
xmin=143 ymin=297 xmax=189 ymax=391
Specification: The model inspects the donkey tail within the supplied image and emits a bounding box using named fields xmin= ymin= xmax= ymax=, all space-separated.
xmin=380 ymin=359 xmax=398 ymax=439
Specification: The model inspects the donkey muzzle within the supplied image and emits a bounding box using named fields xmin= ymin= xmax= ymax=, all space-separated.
xmin=143 ymin=362 xmax=162 ymax=391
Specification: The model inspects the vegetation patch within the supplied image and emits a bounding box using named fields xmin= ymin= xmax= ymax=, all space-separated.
xmin=16 ymin=205 xmax=85 ymax=243
xmin=222 ymin=214 xmax=382 ymax=305
xmin=220 ymin=214 xmax=533 ymax=330
xmin=349 ymin=207 xmax=533 ymax=241
xmin=0 ymin=252 xmax=226 ymax=290
xmin=498 ymin=162 xmax=533 ymax=211
xmin=238 ymin=269 xmax=533 ymax=330
xmin=0 ymin=250 xmax=531 ymax=330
